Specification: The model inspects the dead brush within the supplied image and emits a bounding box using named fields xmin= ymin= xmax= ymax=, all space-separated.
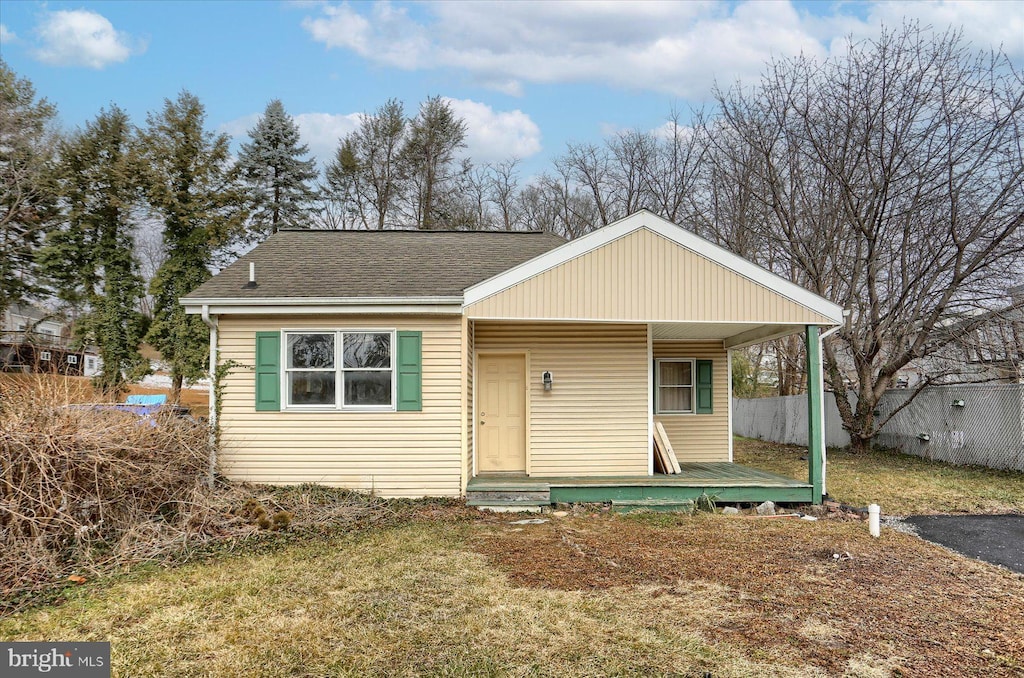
xmin=0 ymin=376 xmax=213 ymax=604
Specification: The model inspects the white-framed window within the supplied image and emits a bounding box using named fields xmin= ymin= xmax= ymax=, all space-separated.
xmin=67 ymin=355 xmax=78 ymax=365
xmin=283 ymin=330 xmax=395 ymax=410
xmin=655 ymin=358 xmax=694 ymax=414
xmin=39 ymin=351 xmax=51 ymax=362
xmin=85 ymin=357 xmax=96 ymax=370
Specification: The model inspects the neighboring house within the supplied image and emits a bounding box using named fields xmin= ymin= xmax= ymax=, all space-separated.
xmin=3 ymin=304 xmax=65 ymax=345
xmin=833 ymin=286 xmax=1024 ymax=390
xmin=0 ymin=304 xmax=101 ymax=376
xmin=181 ymin=211 xmax=843 ymax=506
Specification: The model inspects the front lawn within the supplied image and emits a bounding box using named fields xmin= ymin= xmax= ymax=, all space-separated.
xmin=2 ymin=512 xmax=1022 ymax=676
xmin=734 ymin=436 xmax=1024 ymax=515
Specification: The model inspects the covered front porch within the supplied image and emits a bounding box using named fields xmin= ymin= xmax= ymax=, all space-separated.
xmin=466 ymin=461 xmax=814 ymax=511
xmin=460 ymin=214 xmax=844 ymax=507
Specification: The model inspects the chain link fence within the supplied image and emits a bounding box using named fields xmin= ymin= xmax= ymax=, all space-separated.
xmin=733 ymin=384 xmax=1024 ymax=472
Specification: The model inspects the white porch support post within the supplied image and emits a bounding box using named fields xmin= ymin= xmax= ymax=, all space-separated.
xmin=647 ymin=323 xmax=654 ymax=476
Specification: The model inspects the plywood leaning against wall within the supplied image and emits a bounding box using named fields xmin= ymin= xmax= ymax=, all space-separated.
xmin=216 ymin=314 xmax=464 ymax=497
xmin=653 ymin=341 xmax=731 ymax=463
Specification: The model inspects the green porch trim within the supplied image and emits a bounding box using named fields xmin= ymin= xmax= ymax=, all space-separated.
xmin=805 ymin=325 xmax=824 ymax=503
xmin=468 ymin=462 xmax=814 ymax=506
xmin=549 ymin=485 xmax=813 ymax=504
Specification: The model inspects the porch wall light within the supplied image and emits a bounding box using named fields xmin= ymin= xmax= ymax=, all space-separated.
xmin=542 ymin=371 xmax=554 ymax=391
xmin=951 ymin=399 xmax=965 ymax=408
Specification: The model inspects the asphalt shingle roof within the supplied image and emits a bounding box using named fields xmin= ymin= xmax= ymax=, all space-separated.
xmin=183 ymin=229 xmax=566 ymax=300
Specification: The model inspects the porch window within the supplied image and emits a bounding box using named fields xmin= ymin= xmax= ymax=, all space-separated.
xmin=656 ymin=359 xmax=694 ymax=413
xmin=284 ymin=331 xmax=394 ymax=409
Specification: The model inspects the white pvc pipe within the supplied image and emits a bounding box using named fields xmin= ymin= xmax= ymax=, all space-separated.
xmin=868 ymin=504 xmax=881 ymax=538
xmin=200 ymin=304 xmax=218 ymax=488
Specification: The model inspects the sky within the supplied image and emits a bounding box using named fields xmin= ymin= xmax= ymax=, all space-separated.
xmin=1 ymin=0 xmax=1022 ymax=177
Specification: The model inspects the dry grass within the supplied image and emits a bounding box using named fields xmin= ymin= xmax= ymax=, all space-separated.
xmin=0 ymin=373 xmax=210 ymax=415
xmin=734 ymin=436 xmax=1024 ymax=515
xmin=2 ymin=514 xmax=1021 ymax=677
xmin=0 ymin=375 xmax=211 ymax=601
xmin=0 ymin=376 xmax=407 ymax=612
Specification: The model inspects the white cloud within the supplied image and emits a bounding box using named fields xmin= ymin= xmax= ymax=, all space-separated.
xmin=218 ymin=113 xmax=263 ymax=140
xmin=444 ymin=98 xmax=542 ymax=163
xmin=300 ymin=1 xmax=1023 ymax=98
xmin=860 ymin=1 xmax=1024 ymax=59
xmin=293 ymin=112 xmax=362 ymax=163
xmin=32 ymin=9 xmax=143 ymax=68
xmin=0 ymin=24 xmax=17 ymax=44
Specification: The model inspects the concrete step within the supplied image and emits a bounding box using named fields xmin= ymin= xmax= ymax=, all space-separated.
xmin=467 ymin=498 xmax=547 ymax=513
xmin=611 ymin=498 xmax=696 ymax=514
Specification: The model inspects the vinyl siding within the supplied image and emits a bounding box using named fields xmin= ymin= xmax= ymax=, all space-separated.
xmin=466 ymin=228 xmax=832 ymax=325
xmin=474 ymin=322 xmax=649 ymax=476
xmin=216 ymin=314 xmax=463 ymax=497
xmin=464 ymin=318 xmax=475 ymax=487
xmin=653 ymin=341 xmax=730 ymax=462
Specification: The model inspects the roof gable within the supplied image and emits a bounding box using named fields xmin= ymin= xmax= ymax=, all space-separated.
xmin=463 ymin=211 xmax=844 ymax=324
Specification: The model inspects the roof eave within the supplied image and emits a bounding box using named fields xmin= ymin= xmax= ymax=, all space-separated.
xmin=181 ymin=296 xmax=464 ymax=316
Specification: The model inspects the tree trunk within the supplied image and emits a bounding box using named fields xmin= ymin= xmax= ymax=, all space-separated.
xmin=171 ymin=372 xmax=183 ymax=405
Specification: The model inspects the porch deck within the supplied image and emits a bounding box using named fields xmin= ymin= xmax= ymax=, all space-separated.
xmin=467 ymin=462 xmax=813 ymax=509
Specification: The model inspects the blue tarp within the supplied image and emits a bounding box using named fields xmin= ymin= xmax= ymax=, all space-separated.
xmin=125 ymin=394 xmax=167 ymax=406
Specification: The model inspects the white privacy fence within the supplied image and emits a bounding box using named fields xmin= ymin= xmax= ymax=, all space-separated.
xmin=733 ymin=384 xmax=1024 ymax=472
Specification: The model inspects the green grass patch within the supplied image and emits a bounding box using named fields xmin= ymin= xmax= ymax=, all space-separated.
xmin=734 ymin=436 xmax=1024 ymax=514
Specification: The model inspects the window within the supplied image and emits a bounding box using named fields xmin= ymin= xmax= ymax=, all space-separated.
xmin=284 ymin=331 xmax=393 ymax=409
xmin=39 ymin=351 xmax=51 ymax=362
xmin=67 ymin=355 xmax=78 ymax=365
xmin=656 ymin=359 xmax=694 ymax=413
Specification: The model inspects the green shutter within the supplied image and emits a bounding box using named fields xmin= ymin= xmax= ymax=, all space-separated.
xmin=695 ymin=359 xmax=713 ymax=414
xmin=254 ymin=331 xmax=281 ymax=411
xmin=396 ymin=331 xmax=422 ymax=411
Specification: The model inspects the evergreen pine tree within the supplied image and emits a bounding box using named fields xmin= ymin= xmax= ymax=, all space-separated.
xmin=236 ymin=99 xmax=317 ymax=241
xmin=39 ymin=106 xmax=148 ymax=394
xmin=0 ymin=60 xmax=59 ymax=318
xmin=142 ymin=91 xmax=240 ymax=402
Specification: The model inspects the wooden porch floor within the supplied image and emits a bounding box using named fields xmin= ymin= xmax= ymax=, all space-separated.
xmin=468 ymin=462 xmax=814 ymax=507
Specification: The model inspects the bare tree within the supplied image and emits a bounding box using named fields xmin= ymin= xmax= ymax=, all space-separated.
xmin=325 ymin=99 xmax=407 ymax=230
xmin=712 ymin=24 xmax=1024 ymax=451
xmin=404 ymin=96 xmax=467 ymax=229
xmin=487 ymin=158 xmax=523 ymax=231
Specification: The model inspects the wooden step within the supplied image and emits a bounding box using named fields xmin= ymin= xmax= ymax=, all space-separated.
xmin=466 ymin=489 xmax=551 ymax=503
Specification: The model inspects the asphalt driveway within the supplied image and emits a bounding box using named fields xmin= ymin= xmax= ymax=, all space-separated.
xmin=904 ymin=514 xmax=1024 ymax=574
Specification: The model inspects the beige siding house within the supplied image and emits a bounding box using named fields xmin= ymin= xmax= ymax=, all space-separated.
xmin=183 ymin=211 xmax=843 ymax=505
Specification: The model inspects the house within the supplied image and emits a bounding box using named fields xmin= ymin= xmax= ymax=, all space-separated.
xmin=0 ymin=304 xmax=100 ymax=376
xmin=181 ymin=211 xmax=843 ymax=507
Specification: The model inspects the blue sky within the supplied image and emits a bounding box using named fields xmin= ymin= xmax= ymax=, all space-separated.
xmin=1 ymin=1 xmax=1022 ymax=176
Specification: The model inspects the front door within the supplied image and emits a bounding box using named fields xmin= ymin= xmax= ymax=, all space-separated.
xmin=477 ymin=354 xmax=527 ymax=473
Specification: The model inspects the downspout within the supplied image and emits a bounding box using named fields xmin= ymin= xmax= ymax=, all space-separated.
xmin=200 ymin=304 xmax=218 ymax=488
xmin=817 ymin=323 xmax=843 ymax=497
